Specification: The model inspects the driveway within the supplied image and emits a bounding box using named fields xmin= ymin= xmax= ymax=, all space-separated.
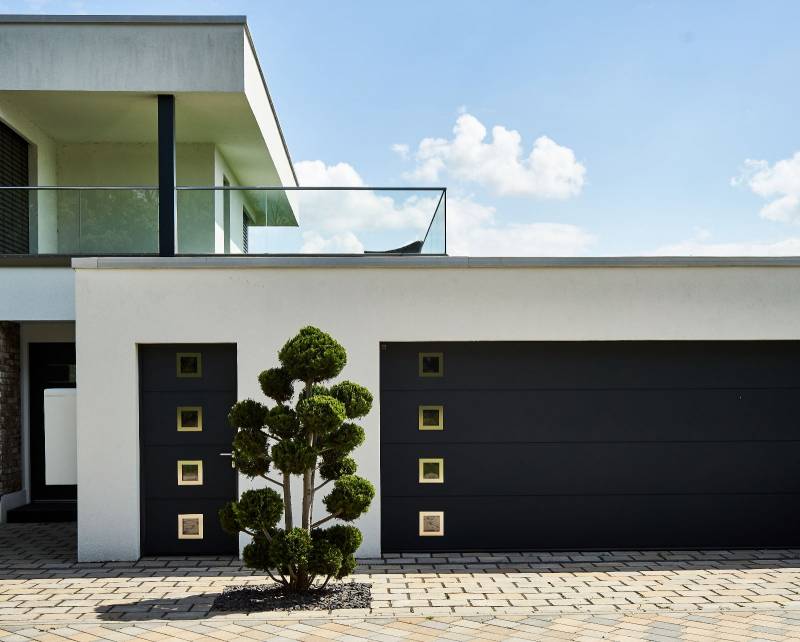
xmin=3 ymin=523 xmax=800 ymax=640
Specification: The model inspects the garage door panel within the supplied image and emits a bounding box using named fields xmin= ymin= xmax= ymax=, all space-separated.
xmin=381 ymin=341 xmax=800 ymax=551
xmin=382 ymin=389 xmax=800 ymax=444
xmin=381 ymin=342 xmax=800 ymax=391
xmin=382 ymin=495 xmax=800 ymax=551
xmin=382 ymin=443 xmax=800 ymax=496
xmin=140 ymin=391 xmax=235 ymax=445
xmin=144 ymin=499 xmax=233 ymax=555
xmin=143 ymin=445 xmax=237 ymax=499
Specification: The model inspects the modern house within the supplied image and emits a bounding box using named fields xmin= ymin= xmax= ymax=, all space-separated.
xmin=2 ymin=15 xmax=800 ymax=563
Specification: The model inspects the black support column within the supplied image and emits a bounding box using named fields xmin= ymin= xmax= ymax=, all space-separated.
xmin=157 ymin=95 xmax=176 ymax=256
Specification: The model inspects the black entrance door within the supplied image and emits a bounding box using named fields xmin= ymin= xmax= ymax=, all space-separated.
xmin=381 ymin=341 xmax=800 ymax=552
xmin=139 ymin=344 xmax=238 ymax=555
xmin=29 ymin=343 xmax=76 ymax=501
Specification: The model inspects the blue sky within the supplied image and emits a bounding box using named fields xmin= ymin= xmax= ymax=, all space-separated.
xmin=4 ymin=0 xmax=800 ymax=256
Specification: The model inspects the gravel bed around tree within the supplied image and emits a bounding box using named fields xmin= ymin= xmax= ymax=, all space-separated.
xmin=212 ymin=582 xmax=372 ymax=612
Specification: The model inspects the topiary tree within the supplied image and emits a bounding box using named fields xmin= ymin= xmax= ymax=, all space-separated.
xmin=219 ymin=326 xmax=374 ymax=592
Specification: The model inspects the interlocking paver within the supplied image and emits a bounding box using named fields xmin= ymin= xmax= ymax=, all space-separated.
xmin=5 ymin=525 xmax=800 ymax=639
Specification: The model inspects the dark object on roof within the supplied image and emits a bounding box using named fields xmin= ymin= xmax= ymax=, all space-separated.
xmin=364 ymin=240 xmax=423 ymax=255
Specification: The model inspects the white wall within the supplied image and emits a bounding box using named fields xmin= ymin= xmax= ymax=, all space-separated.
xmin=0 ymin=22 xmax=245 ymax=93
xmin=0 ymin=268 xmax=74 ymax=321
xmin=73 ymin=262 xmax=800 ymax=560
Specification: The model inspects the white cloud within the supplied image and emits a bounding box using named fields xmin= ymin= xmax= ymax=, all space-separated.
xmin=649 ymin=228 xmax=800 ymax=256
xmin=732 ymin=152 xmax=800 ymax=223
xmin=404 ymin=113 xmax=586 ymax=198
xmin=300 ymin=231 xmax=364 ymax=254
xmin=390 ymin=143 xmax=410 ymax=160
xmin=294 ymin=159 xmax=593 ymax=256
xmin=446 ymin=196 xmax=594 ymax=256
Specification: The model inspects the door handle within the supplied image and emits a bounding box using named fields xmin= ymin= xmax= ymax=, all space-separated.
xmin=220 ymin=452 xmax=234 ymax=468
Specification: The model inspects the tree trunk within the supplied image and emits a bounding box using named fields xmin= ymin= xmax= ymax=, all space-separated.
xmin=282 ymin=472 xmax=293 ymax=530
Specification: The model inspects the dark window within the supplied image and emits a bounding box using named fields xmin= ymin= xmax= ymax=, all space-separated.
xmin=0 ymin=119 xmax=30 ymax=253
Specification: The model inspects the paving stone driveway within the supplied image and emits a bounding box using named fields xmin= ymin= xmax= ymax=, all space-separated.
xmin=4 ymin=524 xmax=800 ymax=640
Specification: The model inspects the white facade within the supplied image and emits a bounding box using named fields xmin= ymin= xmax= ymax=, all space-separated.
xmin=72 ymin=257 xmax=800 ymax=560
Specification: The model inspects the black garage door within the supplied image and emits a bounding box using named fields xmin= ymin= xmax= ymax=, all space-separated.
xmin=380 ymin=341 xmax=800 ymax=552
xmin=139 ymin=344 xmax=238 ymax=555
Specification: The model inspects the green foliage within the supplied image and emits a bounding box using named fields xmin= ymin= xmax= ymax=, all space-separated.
xmin=234 ymin=488 xmax=284 ymax=532
xmin=318 ymin=454 xmax=357 ymax=481
xmin=337 ymin=554 xmax=357 ymax=579
xmin=323 ymin=475 xmax=375 ymax=521
xmin=242 ymin=534 xmax=274 ymax=572
xmin=320 ymin=422 xmax=365 ymax=456
xmin=232 ymin=429 xmax=270 ymax=478
xmin=278 ymin=326 xmax=347 ymax=383
xmin=218 ymin=501 xmax=240 ymax=536
xmin=228 ymin=399 xmax=268 ymax=431
xmin=265 ymin=405 xmax=302 ymax=440
xmin=259 ymin=367 xmax=294 ymax=403
xmin=270 ymin=527 xmax=312 ymax=569
xmin=224 ymin=327 xmax=374 ymax=592
xmin=271 ymin=439 xmax=317 ymax=474
xmin=329 ymin=381 xmax=373 ymax=419
xmin=296 ymin=395 xmax=346 ymax=435
xmin=308 ymin=538 xmax=343 ymax=577
xmin=319 ymin=524 xmax=363 ymax=556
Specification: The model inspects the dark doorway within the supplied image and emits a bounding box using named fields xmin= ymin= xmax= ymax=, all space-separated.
xmin=139 ymin=344 xmax=238 ymax=555
xmin=0 ymin=119 xmax=30 ymax=254
xmin=28 ymin=343 xmax=77 ymax=501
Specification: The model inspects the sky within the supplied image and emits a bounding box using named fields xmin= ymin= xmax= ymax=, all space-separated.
xmin=4 ymin=0 xmax=800 ymax=256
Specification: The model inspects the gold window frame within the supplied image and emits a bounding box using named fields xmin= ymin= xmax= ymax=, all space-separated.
xmin=418 ymin=352 xmax=443 ymax=377
xmin=176 ymin=352 xmax=202 ymax=378
xmin=419 ymin=511 xmax=444 ymax=536
xmin=177 ymin=460 xmax=203 ymax=486
xmin=418 ymin=458 xmax=444 ymax=484
xmin=418 ymin=405 xmax=444 ymax=431
xmin=177 ymin=406 xmax=203 ymax=432
xmin=177 ymin=514 xmax=204 ymax=540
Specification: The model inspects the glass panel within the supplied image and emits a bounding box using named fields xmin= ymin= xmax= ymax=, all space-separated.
xmin=176 ymin=352 xmax=202 ymax=378
xmin=178 ymin=514 xmax=204 ymax=539
xmin=419 ymin=406 xmax=444 ymax=430
xmin=177 ymin=407 xmax=203 ymax=432
xmin=175 ymin=187 xmax=446 ymax=255
xmin=419 ymin=458 xmax=444 ymax=483
xmin=419 ymin=352 xmax=443 ymax=377
xmin=177 ymin=460 xmax=203 ymax=485
xmin=419 ymin=511 xmax=444 ymax=536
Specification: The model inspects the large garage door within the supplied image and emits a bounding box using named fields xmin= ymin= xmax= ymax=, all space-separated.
xmin=380 ymin=341 xmax=800 ymax=552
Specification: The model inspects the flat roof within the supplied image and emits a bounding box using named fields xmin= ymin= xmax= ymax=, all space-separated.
xmin=68 ymin=256 xmax=800 ymax=269
xmin=0 ymin=15 xmax=246 ymax=24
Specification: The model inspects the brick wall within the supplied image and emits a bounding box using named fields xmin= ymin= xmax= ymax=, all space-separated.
xmin=0 ymin=322 xmax=21 ymax=496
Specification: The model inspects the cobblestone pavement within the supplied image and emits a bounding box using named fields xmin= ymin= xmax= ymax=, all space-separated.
xmin=4 ymin=524 xmax=800 ymax=639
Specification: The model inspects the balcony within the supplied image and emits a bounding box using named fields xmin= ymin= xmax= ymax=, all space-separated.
xmin=0 ymin=186 xmax=446 ymax=257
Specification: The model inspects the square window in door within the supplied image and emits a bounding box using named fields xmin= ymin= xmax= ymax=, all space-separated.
xmin=177 ymin=460 xmax=203 ymax=486
xmin=178 ymin=514 xmax=204 ymax=539
xmin=419 ymin=511 xmax=444 ymax=536
xmin=418 ymin=405 xmax=444 ymax=431
xmin=177 ymin=407 xmax=203 ymax=432
xmin=419 ymin=458 xmax=444 ymax=483
xmin=176 ymin=352 xmax=202 ymax=378
xmin=419 ymin=352 xmax=443 ymax=377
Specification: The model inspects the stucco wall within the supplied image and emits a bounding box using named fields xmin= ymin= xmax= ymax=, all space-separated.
xmin=0 ymin=22 xmax=245 ymax=93
xmin=73 ymin=261 xmax=800 ymax=561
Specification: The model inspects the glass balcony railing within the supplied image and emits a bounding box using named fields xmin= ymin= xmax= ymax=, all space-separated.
xmin=0 ymin=186 xmax=446 ymax=256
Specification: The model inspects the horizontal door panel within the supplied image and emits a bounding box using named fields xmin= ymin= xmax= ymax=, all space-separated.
xmin=142 ymin=445 xmax=236 ymax=499
xmin=143 ymin=498 xmax=237 ymax=555
xmin=140 ymin=344 xmax=236 ymax=392
xmin=382 ymin=494 xmax=800 ymax=552
xmin=381 ymin=389 xmax=800 ymax=444
xmin=140 ymin=391 xmax=236 ymax=445
xmin=381 ymin=442 xmax=800 ymax=496
xmin=380 ymin=342 xmax=800 ymax=391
